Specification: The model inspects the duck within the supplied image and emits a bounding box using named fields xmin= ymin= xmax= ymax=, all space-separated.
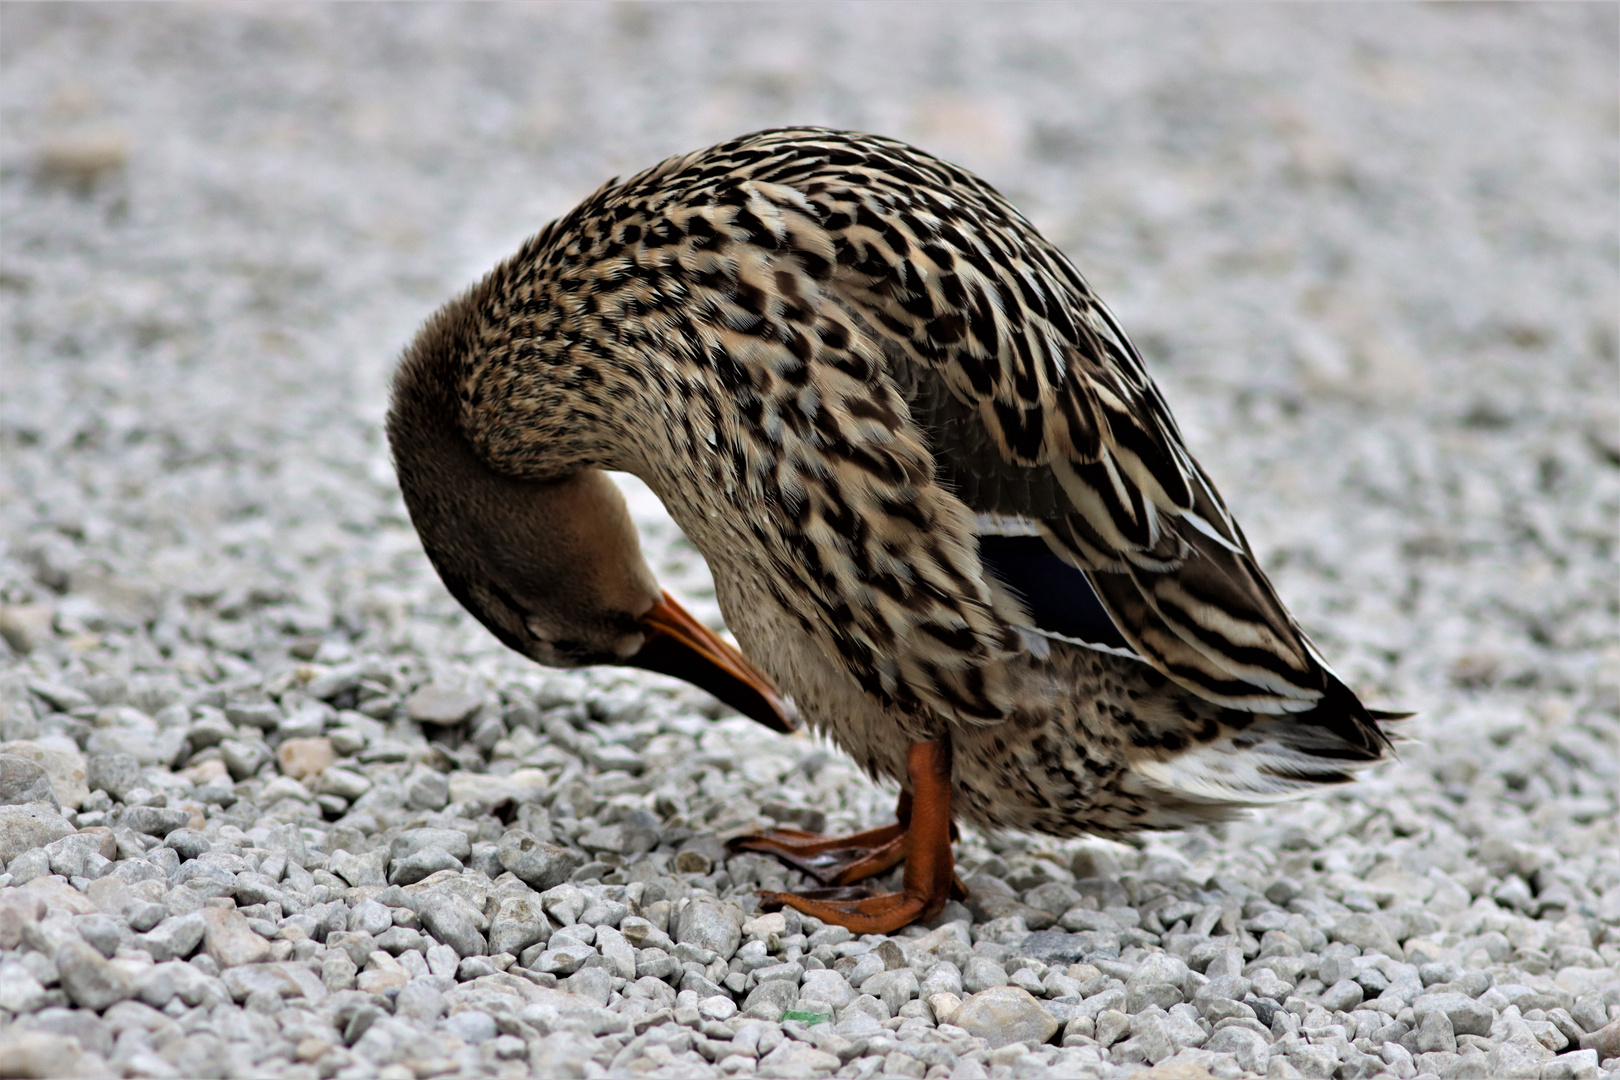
xmin=386 ymin=128 xmax=1400 ymax=934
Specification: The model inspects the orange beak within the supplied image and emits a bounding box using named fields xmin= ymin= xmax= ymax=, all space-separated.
xmin=628 ymin=591 xmax=798 ymax=734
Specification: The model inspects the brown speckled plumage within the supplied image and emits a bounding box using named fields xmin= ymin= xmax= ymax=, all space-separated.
xmin=390 ymin=127 xmax=1397 ymax=842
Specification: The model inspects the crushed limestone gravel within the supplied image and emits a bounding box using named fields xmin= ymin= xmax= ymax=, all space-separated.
xmin=1 ymin=5 xmax=1617 ymax=1080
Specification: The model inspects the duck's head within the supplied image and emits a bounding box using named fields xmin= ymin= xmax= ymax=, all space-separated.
xmin=384 ymin=295 xmax=797 ymax=734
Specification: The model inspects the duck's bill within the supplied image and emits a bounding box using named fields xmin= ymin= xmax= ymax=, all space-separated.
xmin=629 ymin=591 xmax=798 ymax=734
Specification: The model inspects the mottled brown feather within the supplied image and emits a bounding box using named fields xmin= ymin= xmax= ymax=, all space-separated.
xmin=394 ymin=127 xmax=1395 ymax=834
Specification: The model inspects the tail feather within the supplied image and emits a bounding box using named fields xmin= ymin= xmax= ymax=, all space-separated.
xmin=1128 ymin=677 xmax=1402 ymax=809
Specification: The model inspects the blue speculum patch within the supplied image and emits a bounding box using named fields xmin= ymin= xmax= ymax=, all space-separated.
xmin=977 ymin=534 xmax=1130 ymax=651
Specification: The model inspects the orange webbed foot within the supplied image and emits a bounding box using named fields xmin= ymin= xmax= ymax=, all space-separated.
xmin=729 ymin=821 xmax=907 ymax=885
xmin=757 ymin=885 xmax=941 ymax=936
xmin=747 ymin=739 xmax=957 ymax=934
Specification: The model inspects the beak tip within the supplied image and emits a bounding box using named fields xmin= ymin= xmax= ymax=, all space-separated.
xmin=771 ymin=694 xmax=801 ymax=734
xmin=631 ymin=592 xmax=798 ymax=736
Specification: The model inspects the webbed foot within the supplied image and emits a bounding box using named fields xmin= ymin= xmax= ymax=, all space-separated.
xmin=746 ymin=739 xmax=957 ymax=934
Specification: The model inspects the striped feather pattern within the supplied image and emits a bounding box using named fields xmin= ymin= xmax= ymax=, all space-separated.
xmin=454 ymin=127 xmax=1385 ymax=754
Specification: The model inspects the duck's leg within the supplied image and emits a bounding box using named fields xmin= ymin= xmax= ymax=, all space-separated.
xmin=754 ymin=739 xmax=955 ymax=934
xmin=729 ymin=791 xmax=912 ymax=885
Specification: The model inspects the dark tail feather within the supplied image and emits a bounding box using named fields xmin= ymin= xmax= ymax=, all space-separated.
xmin=1294 ymin=674 xmax=1401 ymax=762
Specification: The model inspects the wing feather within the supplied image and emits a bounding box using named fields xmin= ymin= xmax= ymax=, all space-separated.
xmin=739 ymin=130 xmax=1364 ymax=718
xmin=560 ymin=127 xmax=1387 ymax=749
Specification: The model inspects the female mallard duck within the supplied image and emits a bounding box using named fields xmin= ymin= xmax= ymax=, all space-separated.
xmin=388 ymin=128 xmax=1398 ymax=933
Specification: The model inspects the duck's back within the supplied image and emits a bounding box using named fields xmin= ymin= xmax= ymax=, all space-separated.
xmin=463 ymin=127 xmax=1395 ymax=816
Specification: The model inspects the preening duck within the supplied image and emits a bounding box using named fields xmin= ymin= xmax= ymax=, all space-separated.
xmin=387 ymin=128 xmax=1399 ymax=933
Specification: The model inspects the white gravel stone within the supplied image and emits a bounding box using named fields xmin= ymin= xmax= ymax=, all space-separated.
xmin=961 ymin=954 xmax=1010 ymax=994
xmin=0 ymin=960 xmax=49 ymax=1014
xmin=55 ymin=936 xmax=136 ymax=1010
xmin=405 ymin=686 xmax=482 ymax=725
xmin=495 ymin=829 xmax=582 ymax=891
xmin=0 ymin=755 xmax=60 ymax=809
xmin=487 ymin=894 xmax=550 ymax=957
xmin=743 ymin=979 xmax=799 ymax=1021
xmin=1546 ymin=1048 xmax=1602 ymax=1080
xmin=329 ymin=848 xmax=389 ymax=888
xmin=1207 ymin=1024 xmax=1270 ymax=1073
xmin=677 ymin=900 xmax=742 ymax=961
xmin=0 ymin=804 xmax=75 ymax=864
xmin=139 ymin=912 xmax=206 ymax=963
xmin=388 ymin=844 xmax=461 ymax=885
xmin=444 ymin=1009 xmax=497 ymax=1044
xmin=200 ymin=907 xmax=272 ymax=969
xmin=1416 ymin=990 xmax=1496 ymax=1037
xmin=394 ymin=978 xmax=447 ymax=1021
xmin=861 ymin=967 xmax=919 ymax=1015
xmin=954 ymin=986 xmax=1060 ymax=1049
xmin=417 ymin=899 xmax=487 ymax=959
xmin=756 ymin=1039 xmax=840 ymax=1077
xmin=313 ymin=767 xmax=371 ymax=801
xmin=218 ymin=739 xmax=269 ymax=781
xmin=800 ymin=969 xmax=858 ymax=1013
xmin=137 ymin=959 xmax=226 ymax=1009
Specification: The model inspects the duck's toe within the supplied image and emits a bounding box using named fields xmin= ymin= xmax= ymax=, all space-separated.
xmin=757 ymin=885 xmax=945 ymax=936
xmin=729 ymin=822 xmax=907 ymax=885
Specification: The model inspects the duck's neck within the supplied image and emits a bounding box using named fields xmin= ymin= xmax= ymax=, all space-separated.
xmin=395 ymin=261 xmax=665 ymax=485
xmin=392 ymin=255 xmax=750 ymax=593
xmin=388 ymin=294 xmax=666 ymax=643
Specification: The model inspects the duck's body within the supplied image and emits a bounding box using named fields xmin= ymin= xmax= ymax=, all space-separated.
xmin=391 ymin=128 xmax=1395 ymax=929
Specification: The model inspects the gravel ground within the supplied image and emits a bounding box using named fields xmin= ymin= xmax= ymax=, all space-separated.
xmin=2 ymin=5 xmax=1617 ymax=1079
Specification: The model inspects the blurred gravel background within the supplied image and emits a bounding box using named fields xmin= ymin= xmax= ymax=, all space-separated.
xmin=1 ymin=5 xmax=1616 ymax=1080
